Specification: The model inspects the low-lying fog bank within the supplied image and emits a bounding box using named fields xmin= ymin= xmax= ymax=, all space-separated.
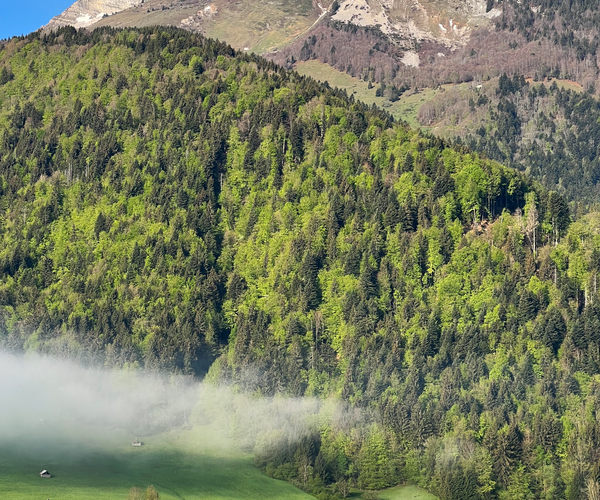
xmin=0 ymin=352 xmax=197 ymax=438
xmin=0 ymin=352 xmax=361 ymax=456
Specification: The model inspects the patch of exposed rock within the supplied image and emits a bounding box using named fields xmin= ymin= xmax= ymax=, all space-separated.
xmin=332 ymin=0 xmax=498 ymax=52
xmin=46 ymin=0 xmax=143 ymax=30
xmin=179 ymin=3 xmax=219 ymax=31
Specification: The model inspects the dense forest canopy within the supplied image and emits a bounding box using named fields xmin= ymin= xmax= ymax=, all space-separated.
xmin=0 ymin=26 xmax=599 ymax=500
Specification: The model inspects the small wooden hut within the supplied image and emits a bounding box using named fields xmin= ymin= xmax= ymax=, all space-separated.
xmin=40 ymin=470 xmax=51 ymax=478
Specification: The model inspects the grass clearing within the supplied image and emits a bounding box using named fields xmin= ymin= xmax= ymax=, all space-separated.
xmin=391 ymin=87 xmax=442 ymax=129
xmin=375 ymin=484 xmax=439 ymax=500
xmin=526 ymin=77 xmax=584 ymax=92
xmin=294 ymin=60 xmax=447 ymax=128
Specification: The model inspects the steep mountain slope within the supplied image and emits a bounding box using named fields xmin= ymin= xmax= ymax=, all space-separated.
xmin=414 ymin=75 xmax=600 ymax=208
xmin=46 ymin=0 xmax=500 ymax=53
xmin=47 ymin=0 xmax=332 ymax=54
xmin=331 ymin=0 xmax=498 ymax=47
xmin=3 ymin=25 xmax=600 ymax=500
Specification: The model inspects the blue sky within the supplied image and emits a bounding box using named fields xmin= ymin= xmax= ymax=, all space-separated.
xmin=1 ymin=1 xmax=74 ymax=40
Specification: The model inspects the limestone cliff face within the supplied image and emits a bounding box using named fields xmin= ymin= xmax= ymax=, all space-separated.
xmin=332 ymin=0 xmax=501 ymax=48
xmin=46 ymin=0 xmax=143 ymax=30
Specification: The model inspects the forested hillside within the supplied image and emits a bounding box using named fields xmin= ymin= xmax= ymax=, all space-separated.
xmin=496 ymin=0 xmax=600 ymax=62
xmin=1 ymin=26 xmax=600 ymax=500
xmin=416 ymin=75 xmax=600 ymax=209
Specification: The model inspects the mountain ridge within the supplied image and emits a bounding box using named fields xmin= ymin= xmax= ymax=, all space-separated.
xmin=46 ymin=0 xmax=499 ymax=55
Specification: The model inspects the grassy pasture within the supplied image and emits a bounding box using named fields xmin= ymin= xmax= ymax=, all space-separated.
xmin=0 ymin=422 xmax=437 ymax=500
xmin=92 ymin=0 xmax=319 ymax=54
xmin=0 ymin=423 xmax=311 ymax=500
xmin=376 ymin=484 xmax=439 ymax=500
xmin=294 ymin=60 xmax=443 ymax=128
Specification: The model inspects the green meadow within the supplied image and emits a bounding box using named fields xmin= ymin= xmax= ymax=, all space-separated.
xmin=294 ymin=60 xmax=443 ymax=128
xmin=377 ymin=485 xmax=439 ymax=500
xmin=0 ymin=423 xmax=311 ymax=500
xmin=0 ymin=422 xmax=436 ymax=500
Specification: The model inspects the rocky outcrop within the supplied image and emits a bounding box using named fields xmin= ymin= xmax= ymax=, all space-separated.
xmin=332 ymin=0 xmax=501 ymax=48
xmin=46 ymin=0 xmax=143 ymax=30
